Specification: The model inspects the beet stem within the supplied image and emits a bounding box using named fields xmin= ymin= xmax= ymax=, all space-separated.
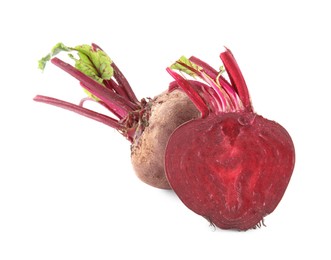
xmin=103 ymin=78 xmax=130 ymax=102
xmin=189 ymin=56 xmax=219 ymax=79
xmin=111 ymin=62 xmax=140 ymax=105
xmin=78 ymin=95 xmax=122 ymax=119
xmin=220 ymin=48 xmax=252 ymax=112
xmin=51 ymin=57 xmax=135 ymax=118
xmin=189 ymin=56 xmax=244 ymax=111
xmin=166 ymin=68 xmax=209 ymax=117
xmin=33 ymin=95 xmax=122 ymax=130
xmin=172 ymin=61 xmax=235 ymax=112
xmin=91 ymin=42 xmax=139 ymax=105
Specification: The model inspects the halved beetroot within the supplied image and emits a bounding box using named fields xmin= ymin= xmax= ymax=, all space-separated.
xmin=165 ymin=49 xmax=295 ymax=230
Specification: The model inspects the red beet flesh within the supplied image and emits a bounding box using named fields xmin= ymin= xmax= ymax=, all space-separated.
xmin=165 ymin=112 xmax=295 ymax=230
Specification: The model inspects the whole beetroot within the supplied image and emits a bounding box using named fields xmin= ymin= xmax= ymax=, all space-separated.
xmin=34 ymin=43 xmax=199 ymax=189
xmin=165 ymin=49 xmax=295 ymax=230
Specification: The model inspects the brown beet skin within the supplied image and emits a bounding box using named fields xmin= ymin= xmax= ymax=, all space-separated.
xmin=131 ymin=89 xmax=200 ymax=189
xmin=165 ymin=112 xmax=295 ymax=230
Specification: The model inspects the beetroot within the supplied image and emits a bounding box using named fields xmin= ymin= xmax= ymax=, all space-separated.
xmin=165 ymin=49 xmax=295 ymax=230
xmin=34 ymin=43 xmax=199 ymax=189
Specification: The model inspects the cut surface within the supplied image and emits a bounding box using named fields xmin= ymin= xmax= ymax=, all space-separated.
xmin=165 ymin=112 xmax=295 ymax=230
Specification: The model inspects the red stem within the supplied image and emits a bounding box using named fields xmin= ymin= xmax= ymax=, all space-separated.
xmin=189 ymin=56 xmax=218 ymax=79
xmin=103 ymin=78 xmax=130 ymax=102
xmin=33 ymin=95 xmax=122 ymax=130
xmin=189 ymin=56 xmax=235 ymax=101
xmin=166 ymin=68 xmax=209 ymax=118
xmin=111 ymin=62 xmax=140 ymax=104
xmin=91 ymin=43 xmax=139 ymax=105
xmin=79 ymin=82 xmax=123 ymax=119
xmin=220 ymin=48 xmax=253 ymax=112
xmin=51 ymin=57 xmax=137 ymax=119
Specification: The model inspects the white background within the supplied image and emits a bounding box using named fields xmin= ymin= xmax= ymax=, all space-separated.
xmin=1 ymin=0 xmax=330 ymax=259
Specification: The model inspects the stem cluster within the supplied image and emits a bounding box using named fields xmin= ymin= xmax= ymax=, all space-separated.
xmin=34 ymin=44 xmax=148 ymax=142
xmin=167 ymin=48 xmax=253 ymax=117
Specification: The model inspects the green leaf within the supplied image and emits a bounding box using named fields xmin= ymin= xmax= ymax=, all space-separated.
xmin=72 ymin=44 xmax=113 ymax=81
xmin=38 ymin=42 xmax=72 ymax=71
xmin=68 ymin=52 xmax=102 ymax=84
xmin=38 ymin=54 xmax=51 ymax=70
xmin=170 ymin=56 xmax=202 ymax=77
xmin=219 ymin=65 xmax=225 ymax=75
xmin=51 ymin=42 xmax=72 ymax=56
xmin=38 ymin=42 xmax=114 ymax=81
xmin=38 ymin=42 xmax=114 ymax=102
